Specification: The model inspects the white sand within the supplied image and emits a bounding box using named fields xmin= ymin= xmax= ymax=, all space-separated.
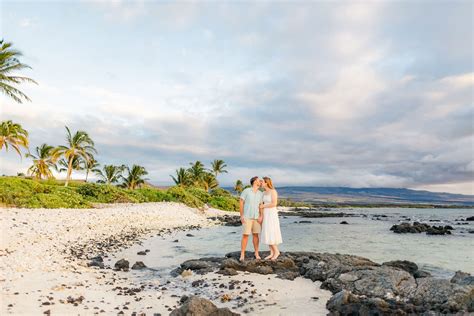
xmin=0 ymin=202 xmax=329 ymax=315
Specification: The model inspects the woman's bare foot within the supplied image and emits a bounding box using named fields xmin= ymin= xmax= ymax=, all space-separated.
xmin=264 ymin=253 xmax=273 ymax=260
xmin=271 ymin=251 xmax=280 ymax=261
xmin=255 ymin=254 xmax=261 ymax=260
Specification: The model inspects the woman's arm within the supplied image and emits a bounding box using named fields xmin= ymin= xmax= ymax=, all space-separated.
xmin=262 ymin=190 xmax=278 ymax=208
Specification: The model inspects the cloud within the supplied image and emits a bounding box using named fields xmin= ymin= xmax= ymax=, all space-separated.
xmin=1 ymin=1 xmax=472 ymax=194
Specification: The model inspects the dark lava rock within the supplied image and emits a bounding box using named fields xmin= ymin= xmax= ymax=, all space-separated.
xmin=382 ymin=260 xmax=418 ymax=275
xmin=175 ymin=251 xmax=474 ymax=315
xmin=390 ymin=222 xmax=453 ymax=235
xmin=66 ymin=296 xmax=85 ymax=305
xmin=170 ymin=295 xmax=239 ymax=316
xmin=340 ymin=221 xmax=349 ymax=225
xmin=137 ymin=251 xmax=147 ymax=255
xmin=186 ymin=233 xmax=195 ymax=237
xmin=218 ymin=215 xmax=241 ymax=227
xmin=131 ymin=261 xmax=147 ymax=270
xmin=114 ymin=259 xmax=129 ymax=271
xmin=466 ymin=216 xmax=474 ymax=221
xmin=277 ymin=271 xmax=300 ymax=280
xmin=298 ymin=220 xmax=312 ymax=224
xmin=217 ymin=267 xmax=239 ymax=276
xmin=451 ymin=271 xmax=474 ymax=286
xmin=87 ymin=255 xmax=104 ymax=268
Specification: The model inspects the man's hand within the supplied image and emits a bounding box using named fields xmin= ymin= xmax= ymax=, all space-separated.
xmin=257 ymin=216 xmax=263 ymax=225
xmin=240 ymin=216 xmax=245 ymax=225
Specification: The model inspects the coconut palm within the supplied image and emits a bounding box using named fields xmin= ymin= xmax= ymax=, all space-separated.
xmin=26 ymin=143 xmax=57 ymax=179
xmin=0 ymin=40 xmax=37 ymax=103
xmin=0 ymin=120 xmax=29 ymax=157
xmin=210 ymin=159 xmax=228 ymax=177
xmin=53 ymin=126 xmax=96 ymax=186
xmin=188 ymin=161 xmax=206 ymax=186
xmin=171 ymin=167 xmax=191 ymax=186
xmin=56 ymin=156 xmax=84 ymax=173
xmin=95 ymin=164 xmax=125 ymax=185
xmin=84 ymin=156 xmax=100 ymax=182
xmin=234 ymin=179 xmax=244 ymax=194
xmin=202 ymin=172 xmax=219 ymax=191
xmin=121 ymin=164 xmax=148 ymax=190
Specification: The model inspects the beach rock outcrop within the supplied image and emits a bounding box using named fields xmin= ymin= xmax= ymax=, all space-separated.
xmin=175 ymin=251 xmax=474 ymax=314
xmin=170 ymin=295 xmax=239 ymax=316
xmin=131 ymin=261 xmax=147 ymax=270
xmin=114 ymin=259 xmax=129 ymax=271
xmin=390 ymin=222 xmax=453 ymax=235
xmin=466 ymin=216 xmax=474 ymax=221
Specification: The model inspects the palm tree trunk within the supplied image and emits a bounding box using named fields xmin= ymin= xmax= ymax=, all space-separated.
xmin=65 ymin=157 xmax=73 ymax=187
xmin=85 ymin=168 xmax=89 ymax=182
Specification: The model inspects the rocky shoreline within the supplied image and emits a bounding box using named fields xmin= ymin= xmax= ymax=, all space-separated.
xmin=172 ymin=251 xmax=474 ymax=315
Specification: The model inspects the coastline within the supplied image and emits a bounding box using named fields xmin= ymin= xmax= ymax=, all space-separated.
xmin=0 ymin=202 xmax=232 ymax=315
xmin=1 ymin=203 xmax=472 ymax=315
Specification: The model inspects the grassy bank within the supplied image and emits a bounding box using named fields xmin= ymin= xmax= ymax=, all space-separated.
xmin=0 ymin=177 xmax=240 ymax=211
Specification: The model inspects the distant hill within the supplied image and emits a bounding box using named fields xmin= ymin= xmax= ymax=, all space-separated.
xmin=273 ymin=187 xmax=474 ymax=206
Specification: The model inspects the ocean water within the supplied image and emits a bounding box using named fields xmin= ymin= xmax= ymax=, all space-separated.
xmin=111 ymin=208 xmax=474 ymax=279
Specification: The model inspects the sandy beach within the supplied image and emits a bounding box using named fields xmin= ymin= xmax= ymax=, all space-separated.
xmin=0 ymin=202 xmax=331 ymax=315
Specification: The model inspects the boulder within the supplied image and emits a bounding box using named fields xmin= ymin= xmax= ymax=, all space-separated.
xmin=382 ymin=260 xmax=418 ymax=275
xmin=451 ymin=271 xmax=474 ymax=286
xmin=114 ymin=259 xmax=129 ymax=271
xmin=170 ymin=296 xmax=239 ymax=316
xmin=466 ymin=216 xmax=474 ymax=221
xmin=131 ymin=261 xmax=147 ymax=270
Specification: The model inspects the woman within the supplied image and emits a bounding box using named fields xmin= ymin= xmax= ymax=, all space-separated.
xmin=259 ymin=177 xmax=282 ymax=260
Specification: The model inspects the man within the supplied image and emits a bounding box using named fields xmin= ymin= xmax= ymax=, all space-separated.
xmin=239 ymin=176 xmax=264 ymax=261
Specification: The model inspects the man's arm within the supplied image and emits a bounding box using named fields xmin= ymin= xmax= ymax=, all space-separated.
xmin=239 ymin=198 xmax=245 ymax=224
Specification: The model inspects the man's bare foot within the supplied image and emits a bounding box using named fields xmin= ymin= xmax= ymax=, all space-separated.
xmin=271 ymin=251 xmax=280 ymax=261
xmin=239 ymin=256 xmax=245 ymax=262
xmin=264 ymin=253 xmax=273 ymax=260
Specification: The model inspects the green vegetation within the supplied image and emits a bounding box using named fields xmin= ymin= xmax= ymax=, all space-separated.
xmin=0 ymin=120 xmax=29 ymax=157
xmin=171 ymin=159 xmax=228 ymax=191
xmin=0 ymin=177 xmax=239 ymax=211
xmin=0 ymin=39 xmax=37 ymax=104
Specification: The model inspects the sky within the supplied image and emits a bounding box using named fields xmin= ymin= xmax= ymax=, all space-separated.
xmin=0 ymin=0 xmax=473 ymax=194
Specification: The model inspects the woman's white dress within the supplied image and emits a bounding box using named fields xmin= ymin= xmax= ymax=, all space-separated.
xmin=260 ymin=191 xmax=283 ymax=245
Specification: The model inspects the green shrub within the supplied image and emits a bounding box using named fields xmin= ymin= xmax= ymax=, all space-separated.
xmin=186 ymin=187 xmax=211 ymax=203
xmin=76 ymin=183 xmax=138 ymax=203
xmin=208 ymin=195 xmax=239 ymax=212
xmin=167 ymin=186 xmax=204 ymax=209
xmin=0 ymin=177 xmax=90 ymax=208
xmin=210 ymin=187 xmax=232 ymax=197
xmin=132 ymin=188 xmax=176 ymax=202
xmin=23 ymin=188 xmax=90 ymax=208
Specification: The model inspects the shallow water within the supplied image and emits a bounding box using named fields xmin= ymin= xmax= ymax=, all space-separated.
xmin=112 ymin=208 xmax=474 ymax=280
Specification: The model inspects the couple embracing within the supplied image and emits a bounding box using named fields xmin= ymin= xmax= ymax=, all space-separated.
xmin=239 ymin=176 xmax=282 ymax=262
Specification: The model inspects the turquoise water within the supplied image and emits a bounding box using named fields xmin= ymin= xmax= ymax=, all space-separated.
xmin=112 ymin=208 xmax=474 ymax=279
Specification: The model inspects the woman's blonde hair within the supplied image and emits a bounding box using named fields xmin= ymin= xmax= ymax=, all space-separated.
xmin=263 ymin=177 xmax=274 ymax=189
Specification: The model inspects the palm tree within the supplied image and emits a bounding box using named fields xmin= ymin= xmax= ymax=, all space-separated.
xmin=56 ymin=156 xmax=84 ymax=173
xmin=210 ymin=159 xmax=228 ymax=177
xmin=202 ymin=172 xmax=219 ymax=191
xmin=0 ymin=120 xmax=29 ymax=157
xmin=95 ymin=164 xmax=125 ymax=185
xmin=171 ymin=167 xmax=191 ymax=186
xmin=26 ymin=143 xmax=57 ymax=179
xmin=84 ymin=156 xmax=100 ymax=182
xmin=53 ymin=126 xmax=96 ymax=186
xmin=234 ymin=179 xmax=244 ymax=194
xmin=188 ymin=161 xmax=206 ymax=186
xmin=0 ymin=39 xmax=37 ymax=103
xmin=122 ymin=164 xmax=148 ymax=190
